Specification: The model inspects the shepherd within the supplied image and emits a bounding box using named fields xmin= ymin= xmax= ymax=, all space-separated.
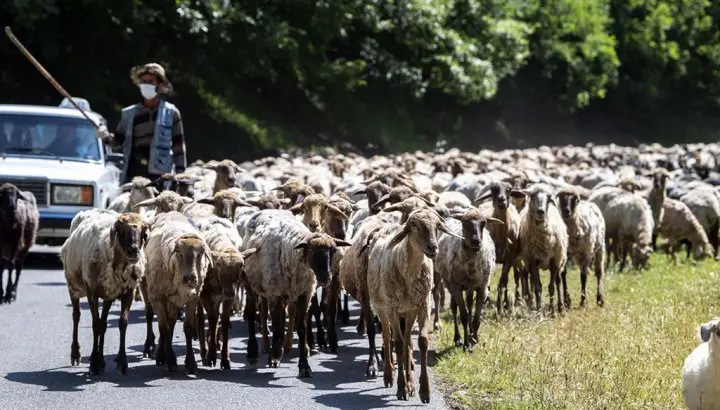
xmin=96 ymin=63 xmax=186 ymax=183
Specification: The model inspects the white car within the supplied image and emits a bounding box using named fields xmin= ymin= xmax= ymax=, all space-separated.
xmin=0 ymin=99 xmax=122 ymax=248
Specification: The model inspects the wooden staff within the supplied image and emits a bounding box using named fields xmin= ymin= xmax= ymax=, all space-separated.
xmin=4 ymin=26 xmax=99 ymax=129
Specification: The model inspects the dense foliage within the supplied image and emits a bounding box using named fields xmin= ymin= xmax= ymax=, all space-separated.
xmin=3 ymin=0 xmax=720 ymax=160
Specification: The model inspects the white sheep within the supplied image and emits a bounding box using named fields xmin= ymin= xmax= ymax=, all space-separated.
xmin=365 ymin=207 xmax=460 ymax=403
xmin=682 ymin=317 xmax=720 ymax=410
xmin=513 ymin=183 xmax=569 ymax=313
xmin=143 ymin=211 xmax=213 ymax=374
xmin=435 ymin=209 xmax=500 ymax=350
xmin=108 ymin=176 xmax=158 ymax=212
xmin=242 ymin=215 xmax=351 ymax=375
xmin=61 ymin=209 xmax=148 ymax=375
xmin=600 ymin=192 xmax=654 ymax=271
xmin=556 ymin=188 xmax=606 ymax=307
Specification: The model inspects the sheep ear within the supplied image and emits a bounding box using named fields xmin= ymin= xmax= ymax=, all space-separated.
xmin=294 ymin=241 xmax=308 ymax=250
xmin=415 ymin=195 xmax=434 ymax=206
xmin=438 ymin=222 xmax=464 ymax=239
xmin=325 ymin=203 xmax=349 ymax=221
xmin=334 ymin=239 xmax=352 ymax=247
xmin=548 ymin=197 xmax=557 ymax=208
xmin=151 ymin=187 xmax=160 ymax=195
xmin=381 ymin=202 xmax=404 ymax=213
xmin=388 ymin=225 xmax=410 ymax=248
xmin=196 ymin=197 xmax=214 ymax=205
xmin=15 ymin=190 xmax=28 ymax=201
xmin=182 ymin=197 xmax=194 ymax=204
xmin=700 ymin=322 xmax=714 ymax=343
xmin=203 ymin=242 xmax=214 ymax=268
xmin=351 ymin=189 xmax=367 ymax=196
xmin=143 ymin=181 xmax=156 ymax=188
xmin=202 ymin=164 xmax=217 ymax=170
xmin=279 ymin=198 xmax=292 ymax=205
xmin=289 ymin=203 xmax=304 ymax=214
xmin=132 ymin=197 xmax=157 ymax=209
xmin=109 ymin=223 xmax=118 ymax=248
xmin=474 ymin=192 xmax=492 ymax=204
xmin=120 ymin=182 xmax=133 ymax=192
xmin=241 ymin=247 xmax=258 ymax=259
xmin=235 ymin=198 xmax=252 ymax=207
xmin=509 ymin=189 xmax=527 ymax=199
xmin=486 ymin=217 xmax=504 ymax=225
xmin=371 ymin=194 xmax=390 ymax=210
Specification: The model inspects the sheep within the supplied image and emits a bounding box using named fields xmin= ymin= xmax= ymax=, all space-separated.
xmin=132 ymin=190 xmax=194 ymax=214
xmin=60 ymin=209 xmax=148 ymax=375
xmin=0 ymin=183 xmax=39 ymax=304
xmin=108 ymin=176 xmax=158 ymax=212
xmin=437 ymin=191 xmax=472 ymax=210
xmin=513 ymin=183 xmax=569 ymax=313
xmin=682 ymin=317 xmax=720 ymax=410
xmin=601 ymin=192 xmax=654 ymax=271
xmin=475 ymin=180 xmax=524 ymax=313
xmin=435 ymin=209 xmax=500 ymax=350
xmin=143 ymin=211 xmax=213 ymax=374
xmin=364 ymin=207 xmax=461 ymax=402
xmin=658 ymin=198 xmax=712 ymax=263
xmin=646 ymin=168 xmax=670 ymax=250
xmin=556 ymin=188 xmax=606 ymax=307
xmin=241 ymin=215 xmax=351 ymax=376
xmin=192 ymin=189 xmax=253 ymax=222
xmin=680 ymin=186 xmax=720 ymax=259
xmin=194 ymin=216 xmax=258 ymax=370
xmin=203 ymin=159 xmax=245 ymax=193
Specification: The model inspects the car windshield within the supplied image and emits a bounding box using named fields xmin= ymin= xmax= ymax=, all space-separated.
xmin=0 ymin=113 xmax=101 ymax=161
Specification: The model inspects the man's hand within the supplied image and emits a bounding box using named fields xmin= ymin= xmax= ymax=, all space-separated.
xmin=96 ymin=124 xmax=113 ymax=142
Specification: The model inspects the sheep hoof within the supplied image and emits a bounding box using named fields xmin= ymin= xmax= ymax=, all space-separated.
xmin=143 ymin=342 xmax=155 ymax=359
xmin=9 ymin=289 xmax=17 ymax=302
xmin=384 ymin=372 xmax=394 ymax=388
xmin=89 ymin=354 xmax=105 ymax=376
xmin=454 ymin=339 xmax=463 ymax=348
xmin=166 ymin=358 xmax=178 ymax=372
xmin=433 ymin=322 xmax=441 ymax=332
xmin=366 ymin=364 xmax=378 ymax=378
xmin=114 ymin=354 xmax=129 ymax=375
xmin=268 ymin=357 xmax=280 ymax=368
xmin=396 ymin=387 xmax=408 ymax=401
xmin=341 ymin=311 xmax=350 ymax=325
xmin=420 ymin=389 xmax=430 ymax=404
xmin=220 ymin=359 xmax=231 ymax=371
xmin=298 ymin=363 xmax=312 ymax=378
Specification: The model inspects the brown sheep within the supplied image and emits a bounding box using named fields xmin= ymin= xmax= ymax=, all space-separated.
xmin=195 ymin=189 xmax=253 ymax=222
xmin=0 ymin=183 xmax=39 ymax=303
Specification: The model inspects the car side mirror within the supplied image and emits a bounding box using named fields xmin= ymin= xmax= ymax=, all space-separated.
xmin=106 ymin=152 xmax=124 ymax=167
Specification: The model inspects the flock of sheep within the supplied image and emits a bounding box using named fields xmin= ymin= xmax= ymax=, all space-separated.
xmin=2 ymin=141 xmax=720 ymax=407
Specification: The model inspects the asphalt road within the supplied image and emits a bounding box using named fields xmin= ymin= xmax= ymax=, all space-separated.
xmin=0 ymin=253 xmax=449 ymax=410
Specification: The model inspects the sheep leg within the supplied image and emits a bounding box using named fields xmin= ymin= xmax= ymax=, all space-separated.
xmin=140 ymin=280 xmax=156 ymax=359
xmin=530 ymin=262 xmax=542 ymax=312
xmin=417 ymin=307 xmax=431 ymax=404
xmin=87 ymin=296 xmax=105 ymax=375
xmin=284 ymin=302 xmax=296 ymax=356
xmin=651 ymin=232 xmax=658 ymax=252
xmin=356 ymin=309 xmax=366 ymax=336
xmin=392 ymin=315 xmax=408 ymax=401
xmin=3 ymin=260 xmax=14 ymax=304
xmin=310 ymin=290 xmax=326 ymax=350
xmin=205 ymin=301 xmax=219 ymax=368
xmin=403 ymin=312 xmax=418 ymax=398
xmin=9 ymin=248 xmax=27 ymax=301
xmin=466 ymin=290 xmax=474 ymax=326
xmin=432 ymin=273 xmax=442 ymax=331
xmin=497 ymin=262 xmax=511 ymax=314
xmin=70 ymin=297 xmax=81 ymax=366
xmin=450 ymin=296 xmax=461 ymax=347
xmin=219 ymin=299 xmax=232 ymax=370
xmin=380 ymin=313 xmax=394 ymax=387
xmin=260 ymin=297 xmax=271 ymax=354
xmin=710 ymin=221 xmax=720 ymax=259
xmin=362 ymin=299 xmax=379 ymax=378
xmin=594 ymin=253 xmax=605 ymax=307
xmin=0 ymin=259 xmax=6 ymax=303
xmin=342 ymin=292 xmax=350 ymax=325
xmin=561 ymin=266 xmax=570 ymax=309
xmin=579 ymin=264 xmax=588 ymax=308
xmin=451 ymin=288 xmax=471 ymax=351
xmin=618 ymin=239 xmax=628 ymax=272
xmin=114 ymin=291 xmax=133 ymax=375
xmin=269 ymin=300 xmax=286 ymax=368
xmin=296 ymin=293 xmax=312 ymax=378
xmin=244 ymin=288 xmax=259 ymax=367
xmin=320 ymin=286 xmax=330 ymax=329
xmin=167 ymin=305 xmax=181 ymax=372
xmin=328 ymin=275 xmax=341 ymax=353
xmin=197 ymin=296 xmax=209 ymax=366
xmin=471 ymin=286 xmax=486 ymax=345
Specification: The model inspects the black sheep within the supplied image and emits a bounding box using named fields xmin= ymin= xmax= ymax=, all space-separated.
xmin=0 ymin=183 xmax=39 ymax=303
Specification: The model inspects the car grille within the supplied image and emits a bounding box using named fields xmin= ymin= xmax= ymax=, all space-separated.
xmin=0 ymin=177 xmax=49 ymax=207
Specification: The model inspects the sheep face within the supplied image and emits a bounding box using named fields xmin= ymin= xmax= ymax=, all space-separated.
xmin=631 ymin=245 xmax=652 ymax=270
xmin=211 ymin=248 xmax=257 ymax=300
xmin=133 ymin=191 xmax=194 ymax=214
xmin=110 ymin=213 xmax=149 ymax=263
xmin=692 ymin=243 xmax=712 ymax=261
xmin=291 ymin=194 xmax=349 ymax=233
xmin=556 ymin=191 xmax=580 ymax=219
xmin=516 ymin=187 xmax=556 ymax=222
xmin=699 ymin=318 xmax=720 ymax=343
xmin=147 ymin=173 xmax=176 ymax=193
xmin=196 ymin=190 xmax=251 ymax=221
xmin=324 ymin=199 xmax=354 ymax=239
xmin=451 ymin=210 xmax=503 ymax=250
xmin=477 ymin=181 xmax=513 ymax=210
xmin=652 ymin=170 xmax=670 ymax=190
xmin=295 ymin=233 xmax=351 ymax=287
xmin=215 ymin=163 xmax=237 ymax=188
xmin=389 ymin=208 xmax=461 ymax=258
xmin=172 ymin=235 xmax=213 ymax=289
xmin=354 ymin=181 xmax=390 ymax=215
xmin=0 ymin=183 xmax=26 ymax=215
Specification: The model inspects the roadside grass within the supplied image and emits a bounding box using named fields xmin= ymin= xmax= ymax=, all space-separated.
xmin=432 ymin=254 xmax=720 ymax=409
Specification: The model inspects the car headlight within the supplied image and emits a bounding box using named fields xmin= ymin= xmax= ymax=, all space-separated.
xmin=51 ymin=184 xmax=94 ymax=206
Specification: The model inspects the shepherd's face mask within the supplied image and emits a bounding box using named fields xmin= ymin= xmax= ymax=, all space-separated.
xmin=139 ymin=83 xmax=157 ymax=100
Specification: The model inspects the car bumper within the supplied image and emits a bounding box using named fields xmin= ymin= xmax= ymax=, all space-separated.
xmin=36 ymin=211 xmax=77 ymax=245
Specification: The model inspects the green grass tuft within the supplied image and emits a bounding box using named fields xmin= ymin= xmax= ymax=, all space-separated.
xmin=432 ymin=254 xmax=720 ymax=409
